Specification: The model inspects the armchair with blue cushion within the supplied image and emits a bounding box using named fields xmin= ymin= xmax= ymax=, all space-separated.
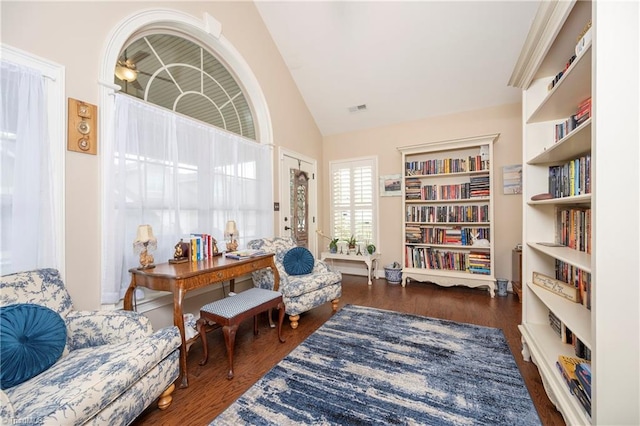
xmin=0 ymin=268 xmax=181 ymax=426
xmin=247 ymin=237 xmax=342 ymax=329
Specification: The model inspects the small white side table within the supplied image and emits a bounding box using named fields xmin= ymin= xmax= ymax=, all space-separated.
xmin=320 ymin=252 xmax=380 ymax=285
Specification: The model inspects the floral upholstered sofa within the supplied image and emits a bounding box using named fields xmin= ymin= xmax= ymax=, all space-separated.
xmin=247 ymin=237 xmax=342 ymax=329
xmin=0 ymin=268 xmax=181 ymax=426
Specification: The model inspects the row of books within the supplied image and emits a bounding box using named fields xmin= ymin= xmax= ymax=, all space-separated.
xmin=405 ymin=155 xmax=489 ymax=176
xmin=548 ymin=311 xmax=592 ymax=361
xmin=404 ymin=246 xmax=491 ymax=275
xmin=548 ymin=154 xmax=591 ymax=198
xmin=405 ymin=205 xmax=490 ymax=224
xmin=556 ymin=353 xmax=592 ymax=417
xmin=188 ymin=233 xmax=218 ymax=261
xmin=405 ymin=183 xmax=490 ymax=201
xmin=405 ymin=181 xmax=476 ymax=201
xmin=556 ymin=206 xmax=591 ymax=254
xmin=404 ymin=226 xmax=490 ymax=246
xmin=556 ymin=259 xmax=591 ymax=310
xmin=548 ymin=52 xmax=577 ymax=91
xmin=554 ymin=97 xmax=592 ymax=142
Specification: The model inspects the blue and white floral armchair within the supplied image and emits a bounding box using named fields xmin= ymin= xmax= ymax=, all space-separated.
xmin=0 ymin=268 xmax=181 ymax=426
xmin=247 ymin=237 xmax=342 ymax=329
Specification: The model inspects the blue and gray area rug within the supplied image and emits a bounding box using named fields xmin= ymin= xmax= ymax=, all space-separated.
xmin=211 ymin=304 xmax=540 ymax=425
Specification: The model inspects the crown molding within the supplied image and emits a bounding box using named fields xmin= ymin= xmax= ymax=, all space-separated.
xmin=508 ymin=0 xmax=576 ymax=89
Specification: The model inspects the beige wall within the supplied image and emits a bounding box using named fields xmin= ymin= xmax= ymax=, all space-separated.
xmin=322 ymin=103 xmax=523 ymax=283
xmin=2 ymin=2 xmax=523 ymax=326
xmin=1 ymin=1 xmax=323 ymax=313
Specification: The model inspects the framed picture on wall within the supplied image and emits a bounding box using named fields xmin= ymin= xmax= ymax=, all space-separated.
xmin=503 ymin=164 xmax=523 ymax=195
xmin=379 ymin=174 xmax=402 ymax=197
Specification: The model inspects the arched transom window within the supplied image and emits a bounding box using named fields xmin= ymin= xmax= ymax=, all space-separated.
xmin=114 ymin=33 xmax=256 ymax=140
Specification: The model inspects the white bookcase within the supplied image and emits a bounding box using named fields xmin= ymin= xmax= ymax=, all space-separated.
xmin=511 ymin=1 xmax=639 ymax=424
xmin=398 ymin=134 xmax=498 ymax=296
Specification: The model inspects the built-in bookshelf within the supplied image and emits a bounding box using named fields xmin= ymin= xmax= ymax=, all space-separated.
xmin=398 ymin=134 xmax=498 ymax=296
xmin=510 ymin=0 xmax=639 ymax=424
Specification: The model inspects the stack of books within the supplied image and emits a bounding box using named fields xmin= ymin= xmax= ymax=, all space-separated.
xmin=467 ymin=251 xmax=490 ymax=275
xmin=556 ymin=355 xmax=591 ymax=417
xmin=575 ymin=97 xmax=591 ymax=126
xmin=469 ymin=176 xmax=490 ymax=198
xmin=224 ymin=249 xmax=265 ymax=260
xmin=405 ymin=178 xmax=422 ymax=200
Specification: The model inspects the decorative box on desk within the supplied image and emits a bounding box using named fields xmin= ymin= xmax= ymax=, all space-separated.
xmin=320 ymin=251 xmax=380 ymax=285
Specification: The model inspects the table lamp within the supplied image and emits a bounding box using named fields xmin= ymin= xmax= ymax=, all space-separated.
xmin=133 ymin=224 xmax=157 ymax=269
xmin=224 ymin=220 xmax=239 ymax=252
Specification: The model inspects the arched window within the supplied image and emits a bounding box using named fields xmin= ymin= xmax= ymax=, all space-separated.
xmin=114 ymin=33 xmax=255 ymax=140
xmin=100 ymin=11 xmax=273 ymax=305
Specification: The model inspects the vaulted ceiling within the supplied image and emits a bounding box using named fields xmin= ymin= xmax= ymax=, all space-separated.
xmin=255 ymin=1 xmax=539 ymax=136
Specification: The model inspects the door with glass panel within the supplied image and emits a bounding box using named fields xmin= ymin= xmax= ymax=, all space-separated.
xmin=280 ymin=152 xmax=316 ymax=253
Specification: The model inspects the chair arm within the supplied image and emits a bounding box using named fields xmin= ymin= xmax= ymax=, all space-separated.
xmin=65 ymin=310 xmax=154 ymax=351
xmin=313 ymin=260 xmax=335 ymax=273
xmin=0 ymin=389 xmax=15 ymax=425
xmin=252 ymin=267 xmax=289 ymax=291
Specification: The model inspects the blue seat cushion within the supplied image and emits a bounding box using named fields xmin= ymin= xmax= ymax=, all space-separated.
xmin=282 ymin=247 xmax=315 ymax=276
xmin=0 ymin=303 xmax=67 ymax=389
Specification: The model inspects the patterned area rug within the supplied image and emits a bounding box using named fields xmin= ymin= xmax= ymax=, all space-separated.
xmin=211 ymin=304 xmax=540 ymax=425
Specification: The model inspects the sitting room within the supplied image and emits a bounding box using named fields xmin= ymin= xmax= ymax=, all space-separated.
xmin=1 ymin=1 xmax=638 ymax=426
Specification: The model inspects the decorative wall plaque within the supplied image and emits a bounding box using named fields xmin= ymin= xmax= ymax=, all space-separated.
xmin=67 ymin=98 xmax=97 ymax=155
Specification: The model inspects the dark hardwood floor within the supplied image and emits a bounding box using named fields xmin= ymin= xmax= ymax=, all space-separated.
xmin=132 ymin=275 xmax=565 ymax=426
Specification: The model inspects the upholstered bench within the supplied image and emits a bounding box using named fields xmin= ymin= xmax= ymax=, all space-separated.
xmin=197 ymin=288 xmax=285 ymax=379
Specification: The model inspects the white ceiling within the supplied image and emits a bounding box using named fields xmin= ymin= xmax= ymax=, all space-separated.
xmin=255 ymin=1 xmax=539 ymax=136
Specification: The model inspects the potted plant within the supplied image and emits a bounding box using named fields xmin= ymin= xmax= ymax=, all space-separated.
xmin=366 ymin=243 xmax=376 ymax=255
xmin=346 ymin=235 xmax=357 ymax=253
xmin=329 ymin=238 xmax=339 ymax=253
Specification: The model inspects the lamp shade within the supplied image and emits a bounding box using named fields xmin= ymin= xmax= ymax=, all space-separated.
xmin=225 ymin=220 xmax=238 ymax=235
xmin=135 ymin=225 xmax=156 ymax=243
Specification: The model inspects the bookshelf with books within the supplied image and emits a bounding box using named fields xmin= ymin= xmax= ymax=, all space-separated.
xmin=398 ymin=134 xmax=497 ymax=296
xmin=510 ymin=1 xmax=639 ymax=424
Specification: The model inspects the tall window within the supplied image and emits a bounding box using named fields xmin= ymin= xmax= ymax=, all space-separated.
xmin=102 ymin=95 xmax=272 ymax=304
xmin=0 ymin=49 xmax=64 ymax=275
xmin=102 ymin=18 xmax=273 ymax=305
xmin=329 ymin=158 xmax=377 ymax=246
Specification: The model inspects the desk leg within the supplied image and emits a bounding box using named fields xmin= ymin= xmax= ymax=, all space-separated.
xmin=123 ymin=276 xmax=136 ymax=310
xmin=174 ymin=288 xmax=189 ymax=388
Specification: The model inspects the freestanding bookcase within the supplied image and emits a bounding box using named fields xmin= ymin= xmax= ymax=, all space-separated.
xmin=510 ymin=0 xmax=639 ymax=424
xmin=398 ymin=134 xmax=498 ymax=296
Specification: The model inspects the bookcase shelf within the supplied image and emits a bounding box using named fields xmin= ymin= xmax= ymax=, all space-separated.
xmin=513 ymin=1 xmax=640 ymax=424
xmin=398 ymin=134 xmax=498 ymax=296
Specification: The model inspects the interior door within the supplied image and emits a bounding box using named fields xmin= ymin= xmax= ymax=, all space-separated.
xmin=280 ymin=152 xmax=316 ymax=253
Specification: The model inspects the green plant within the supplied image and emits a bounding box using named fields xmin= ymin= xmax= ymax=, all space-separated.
xmin=329 ymin=238 xmax=339 ymax=251
xmin=366 ymin=243 xmax=376 ymax=255
xmin=346 ymin=235 xmax=357 ymax=248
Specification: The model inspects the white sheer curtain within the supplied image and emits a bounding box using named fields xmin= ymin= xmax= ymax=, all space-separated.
xmin=0 ymin=60 xmax=57 ymax=275
xmin=102 ymin=94 xmax=273 ymax=303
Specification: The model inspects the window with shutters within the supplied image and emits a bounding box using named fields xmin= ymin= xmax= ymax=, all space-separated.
xmin=329 ymin=157 xmax=377 ymax=246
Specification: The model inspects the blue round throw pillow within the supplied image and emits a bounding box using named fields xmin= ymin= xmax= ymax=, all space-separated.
xmin=283 ymin=246 xmax=315 ymax=276
xmin=0 ymin=303 xmax=67 ymax=390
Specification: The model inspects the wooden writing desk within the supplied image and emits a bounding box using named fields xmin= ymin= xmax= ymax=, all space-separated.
xmin=124 ymin=253 xmax=279 ymax=388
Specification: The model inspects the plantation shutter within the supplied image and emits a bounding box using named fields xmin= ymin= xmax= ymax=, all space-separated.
xmin=329 ymin=158 xmax=376 ymax=245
